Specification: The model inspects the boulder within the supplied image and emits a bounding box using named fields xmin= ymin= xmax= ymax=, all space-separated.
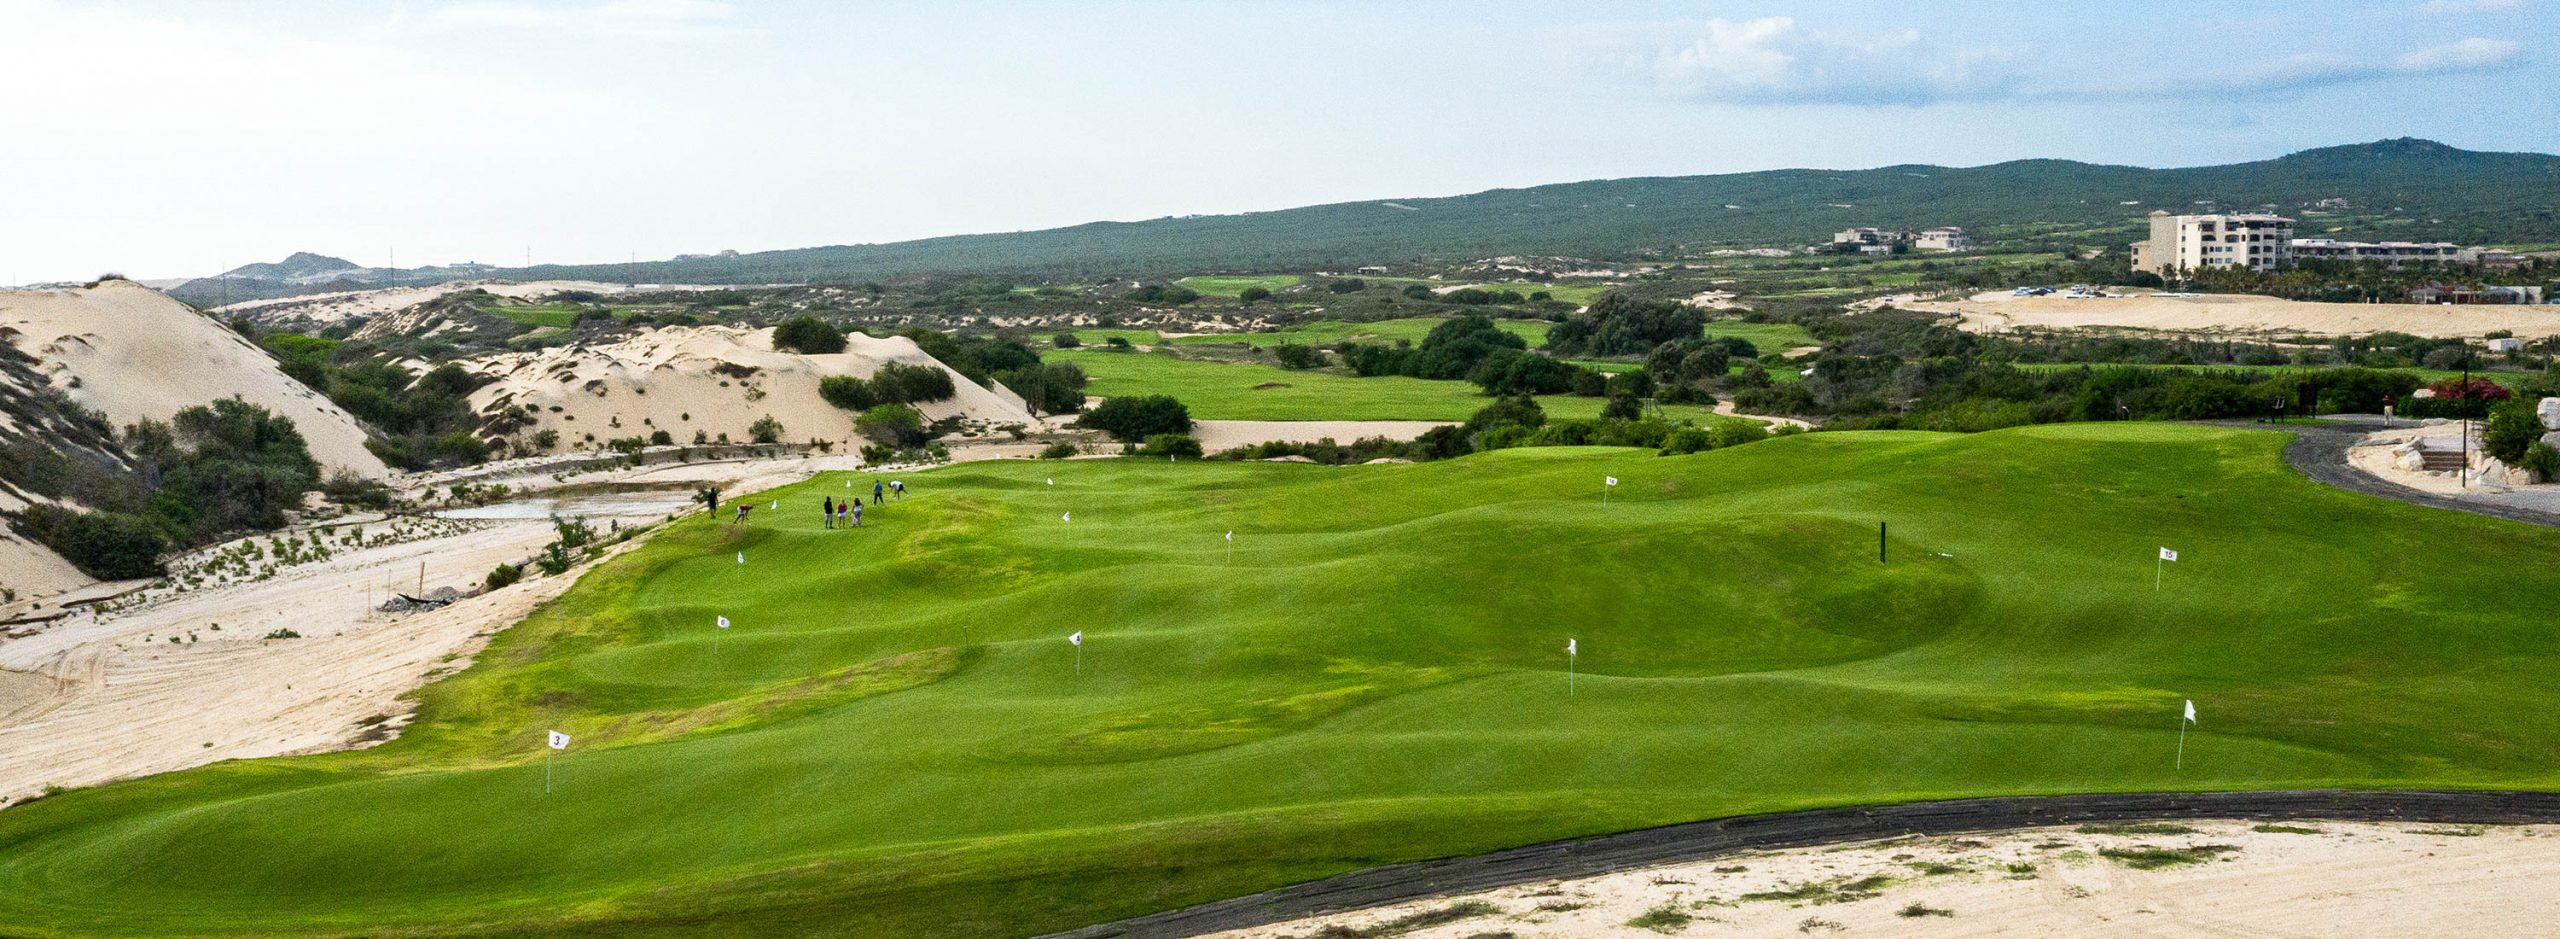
xmin=2396 ymin=449 xmax=2427 ymax=472
xmin=2541 ymin=397 xmax=2560 ymax=431
xmin=2541 ymin=430 xmax=2560 ymax=452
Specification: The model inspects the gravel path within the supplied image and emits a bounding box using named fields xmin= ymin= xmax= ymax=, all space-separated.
xmin=2222 ymin=418 xmax=2560 ymax=529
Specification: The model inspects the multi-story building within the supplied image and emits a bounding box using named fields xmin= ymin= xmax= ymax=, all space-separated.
xmin=2131 ymin=211 xmax=2294 ymax=276
xmin=1915 ymin=227 xmax=1972 ymax=252
xmin=2291 ymin=239 xmax=2463 ymax=266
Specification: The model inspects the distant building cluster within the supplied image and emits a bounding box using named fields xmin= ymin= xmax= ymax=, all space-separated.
xmin=1815 ymin=226 xmax=1971 ymax=256
xmin=2130 ymin=210 xmax=2528 ymax=278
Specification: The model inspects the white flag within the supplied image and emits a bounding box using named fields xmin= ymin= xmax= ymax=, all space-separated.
xmin=770 ymin=501 xmax=777 ymax=510
xmin=1068 ymin=630 xmax=1082 ymax=647
xmin=1605 ymin=476 xmax=1620 ymax=487
xmin=1062 ymin=511 xmax=1072 ymax=522
xmin=736 ymin=551 xmax=744 ymax=565
xmin=547 ymin=730 xmax=569 ymax=750
xmin=1046 ymin=478 xmax=1054 ymax=486
xmin=1567 ymin=638 xmax=1577 ymax=656
xmin=716 ymin=615 xmax=730 ymax=629
xmin=2183 ymin=699 xmax=2197 ymax=724
xmin=1225 ymin=530 xmax=1233 ymax=542
xmin=2159 ymin=547 xmax=2179 ymax=562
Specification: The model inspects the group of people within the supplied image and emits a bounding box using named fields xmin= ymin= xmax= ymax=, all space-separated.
xmin=713 ymin=478 xmax=906 ymax=528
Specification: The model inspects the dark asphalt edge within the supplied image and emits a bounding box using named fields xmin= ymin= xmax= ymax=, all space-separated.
xmin=1048 ymin=789 xmax=2560 ymax=938
xmin=2220 ymin=419 xmax=2560 ymax=529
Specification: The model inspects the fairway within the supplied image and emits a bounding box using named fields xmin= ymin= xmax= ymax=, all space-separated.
xmin=1164 ymin=316 xmax=1552 ymax=349
xmin=1048 ymin=348 xmax=1740 ymax=424
xmin=9 ymin=425 xmax=2560 ymax=937
xmin=1175 ymin=274 xmax=1302 ymax=297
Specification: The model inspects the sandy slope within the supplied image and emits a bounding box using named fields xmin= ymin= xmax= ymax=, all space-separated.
xmin=1220 ymin=820 xmax=2560 ymax=938
xmin=0 ymin=529 xmax=92 ymax=604
xmin=463 ymin=326 xmax=1041 ymax=453
xmin=1915 ymin=291 xmax=2560 ymax=339
xmin=1189 ymin=420 xmax=1451 ymax=452
xmin=0 ymin=282 xmax=388 ymax=477
xmin=210 ymin=279 xmax=706 ymax=325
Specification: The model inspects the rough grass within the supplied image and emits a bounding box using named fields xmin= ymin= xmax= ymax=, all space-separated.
xmin=1049 ymin=347 xmax=1743 ymax=423
xmin=1165 ymin=316 xmax=1551 ymax=349
xmin=1625 ymin=902 xmax=1695 ymax=933
xmin=10 ymin=424 xmax=2560 ymax=937
xmin=2076 ymin=822 xmax=2199 ymax=836
xmin=2099 ymin=844 xmax=2242 ymax=869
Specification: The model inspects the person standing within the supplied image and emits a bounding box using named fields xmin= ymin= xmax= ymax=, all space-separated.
xmin=852 ymin=500 xmax=863 ymax=527
xmin=705 ymin=486 xmax=720 ymax=517
xmin=822 ymin=496 xmax=835 ymax=529
xmin=836 ymin=501 xmax=849 ymax=528
xmin=874 ymin=480 xmax=884 ymax=504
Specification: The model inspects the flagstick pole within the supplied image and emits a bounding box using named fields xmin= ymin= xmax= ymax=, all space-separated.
xmin=1568 ymin=653 xmax=1575 ymax=696
xmin=2156 ymin=555 xmax=2164 ymax=592
xmin=1075 ymin=644 xmax=1081 ymax=677
xmin=545 ymin=749 xmax=554 ymax=794
xmin=2176 ymin=720 xmax=2187 ymax=771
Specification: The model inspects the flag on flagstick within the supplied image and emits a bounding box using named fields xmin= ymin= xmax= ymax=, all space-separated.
xmin=1605 ymin=477 xmax=1619 ymax=487
xmin=544 ymin=730 xmax=569 ymax=792
xmin=2176 ymin=698 xmax=2197 ymax=769
xmin=1046 ymin=478 xmax=1054 ymax=486
xmin=1567 ymin=638 xmax=1577 ymax=656
xmin=1068 ymin=631 xmax=1082 ymax=647
xmin=1602 ymin=475 xmax=1619 ymax=504
xmin=716 ymin=615 xmax=730 ymax=629
xmin=548 ymin=730 xmax=570 ymax=750
xmin=1566 ymin=638 xmax=1579 ymax=695
xmin=2160 ymin=547 xmax=2179 ymax=562
xmin=1225 ymin=530 xmax=1233 ymax=542
xmin=1062 ymin=511 xmax=1072 ymax=522
xmin=2155 ymin=546 xmax=2177 ymax=590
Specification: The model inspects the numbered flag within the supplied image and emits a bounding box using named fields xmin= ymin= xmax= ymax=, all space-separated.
xmin=2159 ymin=547 xmax=2178 ymax=562
xmin=716 ymin=615 xmax=730 ymax=630
xmin=1605 ymin=476 xmax=1620 ymax=487
xmin=2183 ymin=699 xmax=2197 ymax=724
xmin=1567 ymin=638 xmax=1577 ymax=656
xmin=547 ymin=730 xmax=570 ymax=750
xmin=1068 ymin=630 xmax=1082 ymax=647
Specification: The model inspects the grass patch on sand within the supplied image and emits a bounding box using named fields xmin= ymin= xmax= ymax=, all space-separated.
xmin=2099 ymin=844 xmax=2242 ymax=869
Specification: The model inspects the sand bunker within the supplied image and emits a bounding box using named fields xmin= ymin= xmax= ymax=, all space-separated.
xmin=1220 ymin=819 xmax=2560 ymax=938
xmin=0 ymin=282 xmax=388 ymax=477
xmin=1914 ymin=291 xmax=2560 ymax=340
xmin=463 ymin=326 xmax=1041 ymax=454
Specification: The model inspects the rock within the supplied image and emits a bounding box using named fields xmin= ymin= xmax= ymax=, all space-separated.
xmin=2397 ymin=450 xmax=2427 ymax=472
xmin=2508 ymin=467 xmax=2543 ymax=487
xmin=2413 ymin=388 xmax=2439 ymax=399
xmin=2541 ymin=430 xmax=2560 ymax=452
xmin=2541 ymin=397 xmax=2560 ymax=431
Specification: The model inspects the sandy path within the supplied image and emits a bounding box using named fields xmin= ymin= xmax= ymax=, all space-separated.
xmin=1715 ymin=400 xmax=1812 ymax=430
xmin=0 ymin=517 xmax=575 ymax=801
xmin=1189 ymin=420 xmax=1451 ymax=452
xmin=1915 ymin=291 xmax=2560 ymax=340
xmin=1215 ymin=820 xmax=2560 ymax=939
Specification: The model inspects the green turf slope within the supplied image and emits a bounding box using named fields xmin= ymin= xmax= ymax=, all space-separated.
xmin=3 ymin=423 xmax=2558 ymax=937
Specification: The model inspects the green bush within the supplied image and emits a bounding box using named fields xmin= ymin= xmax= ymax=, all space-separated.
xmin=1238 ymin=286 xmax=1273 ymax=303
xmin=855 ymin=404 xmax=928 ymax=448
xmin=1077 ymin=395 xmax=1192 ymax=442
xmin=1038 ymin=442 xmax=1079 ymax=459
xmin=1051 ymin=333 xmax=1081 ymax=348
xmin=818 ymin=375 xmax=878 ymax=411
xmin=771 ymin=316 xmax=847 ymax=355
xmin=868 ymin=362 xmax=956 ymax=404
xmin=747 ymin=415 xmax=784 ymax=444
xmin=995 ymin=362 xmax=1090 ymax=414
xmin=1272 ymin=344 xmax=1325 ymax=370
xmin=485 ymin=563 xmax=523 ymax=591
xmin=13 ymin=506 xmax=167 ymax=579
xmin=2484 ymin=397 xmax=2543 ymax=464
xmin=2522 ymin=442 xmax=2560 ymax=480
xmin=1142 ymin=433 xmax=1204 ymax=459
xmin=1660 ymin=426 xmax=1715 ymax=455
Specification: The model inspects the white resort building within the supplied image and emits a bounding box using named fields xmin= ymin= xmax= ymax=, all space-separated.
xmin=2291 ymin=239 xmax=2462 ymax=266
xmin=2131 ymin=211 xmax=2294 ymax=275
xmin=1915 ymin=227 xmax=1972 ymax=251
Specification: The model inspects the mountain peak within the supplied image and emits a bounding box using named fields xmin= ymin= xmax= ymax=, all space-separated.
xmin=2279 ymin=138 xmax=2472 ymax=164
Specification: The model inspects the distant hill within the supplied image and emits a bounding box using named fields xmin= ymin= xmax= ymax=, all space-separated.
xmin=180 ymin=139 xmax=2560 ymax=296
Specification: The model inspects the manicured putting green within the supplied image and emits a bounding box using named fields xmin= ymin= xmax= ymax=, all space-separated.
xmin=5 ymin=424 xmax=2560 ymax=938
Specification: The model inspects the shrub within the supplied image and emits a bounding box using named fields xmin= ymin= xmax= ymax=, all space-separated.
xmin=747 ymin=415 xmax=784 ymax=444
xmin=1038 ymin=441 xmax=1079 ymax=459
xmin=818 ymin=375 xmax=878 ymax=411
xmin=1238 ymin=286 xmax=1272 ymax=303
xmin=2523 ymin=442 xmax=2560 ymax=480
xmin=1710 ymin=422 xmax=1772 ymax=449
xmin=996 ymin=362 xmax=1090 ymax=414
xmin=771 ymin=316 xmax=846 ymax=354
xmin=484 ymin=563 xmax=523 ymax=590
xmin=855 ymin=404 xmax=928 ymax=448
xmin=1077 ymin=395 xmax=1192 ymax=441
xmin=1051 ymin=332 xmax=1081 ymax=348
xmin=1142 ymin=433 xmax=1203 ymax=459
xmin=1659 ymin=426 xmax=1715 ymax=455
xmin=1272 ymin=344 xmax=1325 ymax=370
xmin=868 ymin=362 xmax=956 ymax=404
xmin=2484 ymin=397 xmax=2543 ymax=464
xmin=14 ymin=506 xmax=167 ymax=579
xmin=649 ymin=429 xmax=674 ymax=445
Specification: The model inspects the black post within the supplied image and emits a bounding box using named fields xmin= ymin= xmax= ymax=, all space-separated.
xmin=1879 ymin=521 xmax=1887 ymax=564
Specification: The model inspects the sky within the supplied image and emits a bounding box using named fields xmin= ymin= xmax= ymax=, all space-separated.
xmin=2 ymin=0 xmax=2554 ymax=284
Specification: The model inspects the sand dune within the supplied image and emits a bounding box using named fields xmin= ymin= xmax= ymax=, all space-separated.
xmin=0 ymin=282 xmax=388 ymax=477
xmin=1916 ymin=291 xmax=2560 ymax=339
xmin=463 ymin=325 xmax=1041 ymax=454
xmin=211 ymin=279 xmax=702 ymax=326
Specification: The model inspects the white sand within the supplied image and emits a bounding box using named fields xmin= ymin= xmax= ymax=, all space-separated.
xmin=0 ymin=282 xmax=388 ymax=477
xmin=462 ymin=326 xmax=1042 ymax=455
xmin=1218 ymin=820 xmax=2560 ymax=939
xmin=211 ymin=279 xmax=705 ymax=325
xmin=0 ymin=528 xmax=93 ymax=606
xmin=1189 ymin=420 xmax=1451 ymax=452
xmin=1916 ymin=291 xmax=2560 ymax=339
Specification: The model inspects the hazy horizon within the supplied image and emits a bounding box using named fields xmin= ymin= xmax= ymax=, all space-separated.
xmin=4 ymin=0 xmax=2553 ymax=284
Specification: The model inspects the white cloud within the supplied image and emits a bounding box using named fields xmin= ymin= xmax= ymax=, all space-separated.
xmin=2393 ymin=37 xmax=2524 ymax=72
xmin=1632 ymin=17 xmax=2025 ymax=106
xmin=2420 ymin=0 xmax=2522 ymax=14
xmin=428 ymin=0 xmax=751 ymax=41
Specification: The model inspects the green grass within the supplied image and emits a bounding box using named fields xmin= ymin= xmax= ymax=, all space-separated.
xmin=11 ymin=424 xmax=2560 ymax=936
xmin=1456 ymin=281 xmax=1612 ymax=305
xmin=2011 ymin=362 xmax=2536 ymax=390
xmin=1177 ymin=274 xmax=1302 ymax=297
xmin=1066 ymin=328 xmax=1164 ymax=347
xmin=1166 ymin=317 xmax=1552 ymax=349
xmin=1049 ymin=349 xmax=1737 ymax=424
xmin=489 ymin=302 xmax=583 ymax=328
xmin=1703 ymin=320 xmax=1819 ymax=351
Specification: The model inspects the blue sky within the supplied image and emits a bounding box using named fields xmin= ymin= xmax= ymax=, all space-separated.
xmin=1 ymin=0 xmax=2552 ymax=282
